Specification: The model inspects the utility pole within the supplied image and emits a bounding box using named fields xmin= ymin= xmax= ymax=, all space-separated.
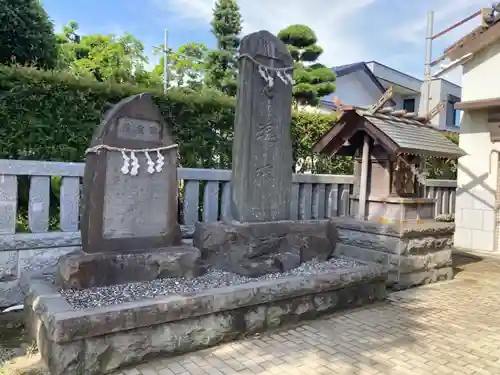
xmin=152 ymin=29 xmax=170 ymax=93
xmin=163 ymin=28 xmax=169 ymax=93
xmin=423 ymin=11 xmax=434 ymax=116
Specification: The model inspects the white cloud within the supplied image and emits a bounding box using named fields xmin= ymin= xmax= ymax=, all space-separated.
xmin=157 ymin=0 xmax=377 ymax=65
xmin=388 ymin=0 xmax=485 ymax=85
xmin=153 ymin=0 xmax=488 ymax=85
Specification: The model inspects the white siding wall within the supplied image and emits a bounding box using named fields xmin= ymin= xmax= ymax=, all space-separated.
xmin=323 ymin=71 xmax=381 ymax=108
xmin=419 ymin=79 xmax=462 ymax=129
xmin=454 ymin=41 xmax=500 ymax=252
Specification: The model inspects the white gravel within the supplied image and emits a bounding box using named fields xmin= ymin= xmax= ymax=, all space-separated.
xmin=60 ymin=257 xmax=363 ymax=310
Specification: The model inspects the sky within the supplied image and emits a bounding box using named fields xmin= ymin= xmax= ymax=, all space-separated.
xmin=42 ymin=0 xmax=488 ymax=86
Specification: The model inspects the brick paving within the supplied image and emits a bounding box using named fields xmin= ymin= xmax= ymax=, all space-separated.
xmin=115 ymin=253 xmax=500 ymax=375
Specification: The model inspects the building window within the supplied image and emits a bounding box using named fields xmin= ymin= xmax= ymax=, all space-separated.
xmin=454 ymin=109 xmax=462 ymax=126
xmin=447 ymin=100 xmax=460 ymax=126
xmin=403 ymin=98 xmax=415 ymax=113
xmin=447 ymin=94 xmax=461 ymax=127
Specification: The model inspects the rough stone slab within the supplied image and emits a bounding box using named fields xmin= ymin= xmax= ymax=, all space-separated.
xmin=0 ymin=280 xmax=22 ymax=307
xmin=193 ymin=219 xmax=339 ymax=276
xmin=335 ymin=244 xmax=391 ymax=266
xmin=331 ymin=217 xmax=455 ymax=238
xmin=338 ymin=228 xmax=454 ymax=257
xmin=335 ymin=244 xmax=452 ymax=273
xmin=338 ymin=229 xmax=404 ymax=255
xmin=389 ymin=267 xmax=454 ymax=290
xmin=0 ymin=231 xmax=82 ymax=251
xmin=26 ymin=264 xmax=387 ymax=375
xmin=27 ymin=264 xmax=386 ymax=344
xmin=0 ymin=246 xmax=81 ymax=308
xmin=397 ymin=249 xmax=452 ymax=273
xmin=57 ymin=246 xmax=203 ymax=289
xmin=0 ymin=250 xmax=17 ymax=281
xmin=0 ymin=239 xmax=198 ymax=308
xmin=406 ymin=236 xmax=453 ymax=254
xmin=19 ymin=247 xmax=81 ymax=277
xmin=0 ymin=227 xmax=195 ymax=253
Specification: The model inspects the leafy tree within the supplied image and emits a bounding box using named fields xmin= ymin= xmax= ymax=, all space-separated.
xmin=0 ymin=0 xmax=58 ymax=68
xmin=55 ymin=21 xmax=85 ymax=70
xmin=56 ymin=22 xmax=151 ymax=84
xmin=277 ymin=25 xmax=336 ymax=106
xmin=204 ymin=0 xmax=242 ymax=96
xmin=153 ymin=42 xmax=208 ymax=89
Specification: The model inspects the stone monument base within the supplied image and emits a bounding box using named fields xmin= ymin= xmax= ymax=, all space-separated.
xmin=57 ymin=246 xmax=203 ymax=289
xmin=330 ymin=217 xmax=455 ymax=290
xmin=193 ymin=219 xmax=339 ymax=277
xmin=25 ymin=263 xmax=386 ymax=375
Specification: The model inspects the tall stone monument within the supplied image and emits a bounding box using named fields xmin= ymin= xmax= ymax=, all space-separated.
xmin=194 ymin=31 xmax=339 ymax=277
xmin=231 ymin=30 xmax=294 ymax=222
xmin=57 ymin=93 xmax=203 ymax=289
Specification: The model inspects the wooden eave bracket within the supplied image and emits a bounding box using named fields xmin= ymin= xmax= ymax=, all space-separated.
xmin=369 ymin=87 xmax=394 ymax=114
xmin=425 ymin=101 xmax=445 ymax=122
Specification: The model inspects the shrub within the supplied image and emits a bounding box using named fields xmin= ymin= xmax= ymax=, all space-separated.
xmin=0 ymin=65 xmax=344 ymax=172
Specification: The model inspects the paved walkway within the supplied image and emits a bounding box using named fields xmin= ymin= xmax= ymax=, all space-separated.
xmin=117 ymin=252 xmax=500 ymax=375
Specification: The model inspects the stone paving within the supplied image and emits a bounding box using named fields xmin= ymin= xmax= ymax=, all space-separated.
xmin=115 ymin=252 xmax=500 ymax=375
xmin=3 ymin=252 xmax=500 ymax=375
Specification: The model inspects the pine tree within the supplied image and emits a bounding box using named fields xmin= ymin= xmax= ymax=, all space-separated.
xmin=278 ymin=25 xmax=336 ymax=106
xmin=0 ymin=0 xmax=58 ymax=69
xmin=204 ymin=0 xmax=242 ymax=96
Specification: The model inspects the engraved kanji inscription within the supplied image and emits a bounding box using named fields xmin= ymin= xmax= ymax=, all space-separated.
xmin=256 ymin=121 xmax=278 ymax=142
xmin=254 ymin=164 xmax=274 ymax=180
xmin=117 ymin=117 xmax=161 ymax=142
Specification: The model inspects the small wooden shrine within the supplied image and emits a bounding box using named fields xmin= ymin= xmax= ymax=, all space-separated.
xmin=313 ymin=91 xmax=466 ymax=224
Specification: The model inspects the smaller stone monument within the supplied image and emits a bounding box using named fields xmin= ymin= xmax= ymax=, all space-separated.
xmin=193 ymin=30 xmax=339 ymax=277
xmin=57 ymin=93 xmax=203 ymax=289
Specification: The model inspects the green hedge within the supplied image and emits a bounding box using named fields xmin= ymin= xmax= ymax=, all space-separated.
xmin=0 ymin=65 xmax=457 ymax=179
xmin=0 ymin=66 xmax=460 ymax=232
xmin=0 ymin=65 xmax=345 ymax=173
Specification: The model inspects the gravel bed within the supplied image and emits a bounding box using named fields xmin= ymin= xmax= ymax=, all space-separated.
xmin=61 ymin=257 xmax=363 ymax=309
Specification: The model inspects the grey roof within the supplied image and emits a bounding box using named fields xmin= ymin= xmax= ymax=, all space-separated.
xmin=331 ymin=62 xmax=397 ymax=106
xmin=359 ymin=110 xmax=465 ymax=158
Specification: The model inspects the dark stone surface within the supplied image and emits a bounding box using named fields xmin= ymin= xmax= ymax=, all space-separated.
xmin=81 ymin=93 xmax=181 ymax=254
xmin=388 ymin=267 xmax=454 ymax=290
xmin=25 ymin=263 xmax=387 ymax=375
xmin=231 ymin=30 xmax=294 ymax=222
xmin=193 ymin=219 xmax=339 ymax=276
xmin=337 ymin=228 xmax=454 ymax=256
xmin=330 ymin=216 xmax=455 ymax=239
xmin=333 ymin=216 xmax=454 ymax=290
xmin=57 ymin=246 xmax=203 ymax=289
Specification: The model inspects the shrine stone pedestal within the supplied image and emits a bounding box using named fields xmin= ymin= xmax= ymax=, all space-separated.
xmin=350 ymin=196 xmax=436 ymax=223
xmin=194 ymin=220 xmax=339 ymax=277
xmin=332 ymin=217 xmax=454 ymax=290
xmin=344 ymin=176 xmax=454 ymax=289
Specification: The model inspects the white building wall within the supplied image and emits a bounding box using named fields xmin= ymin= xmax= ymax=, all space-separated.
xmin=419 ymin=79 xmax=462 ymax=129
xmin=323 ymin=71 xmax=381 ymax=108
xmin=366 ymin=62 xmax=422 ymax=92
xmin=454 ymin=41 xmax=500 ymax=252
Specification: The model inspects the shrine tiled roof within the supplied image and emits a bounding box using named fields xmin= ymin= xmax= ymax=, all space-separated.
xmin=312 ymin=106 xmax=466 ymax=159
xmin=357 ymin=108 xmax=465 ymax=158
